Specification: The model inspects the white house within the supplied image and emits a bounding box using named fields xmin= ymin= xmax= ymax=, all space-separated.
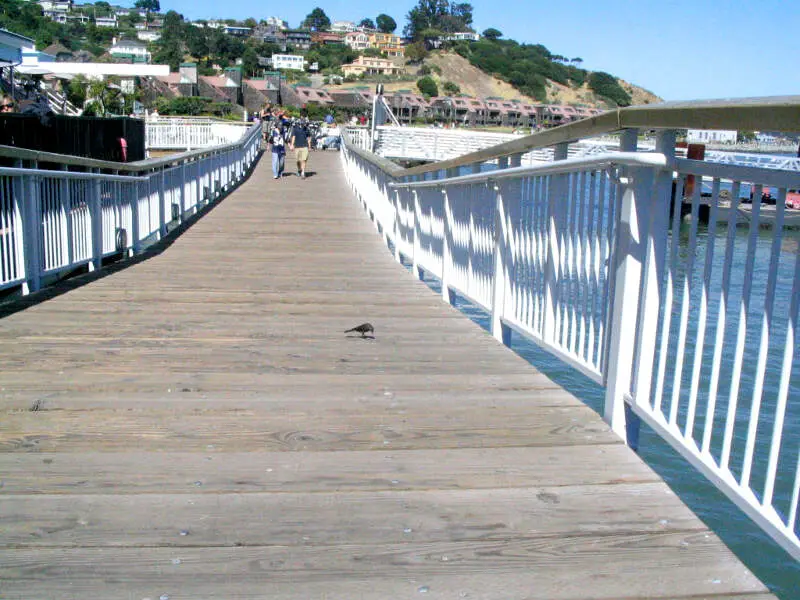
xmin=686 ymin=129 xmax=737 ymax=144
xmin=95 ymin=15 xmax=118 ymax=28
xmin=136 ymin=30 xmax=161 ymax=42
xmin=271 ymin=54 xmax=305 ymax=71
xmin=444 ymin=32 xmax=480 ymax=41
xmin=344 ymin=32 xmax=370 ymax=51
xmin=38 ymin=0 xmax=72 ymax=13
xmin=265 ymin=17 xmax=288 ymax=30
xmin=110 ymin=38 xmax=151 ymax=63
xmin=331 ymin=20 xmax=357 ymax=32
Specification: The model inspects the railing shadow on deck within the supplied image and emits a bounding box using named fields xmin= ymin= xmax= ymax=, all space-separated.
xmin=340 ymin=95 xmax=800 ymax=593
xmin=0 ymin=123 xmax=264 ymax=318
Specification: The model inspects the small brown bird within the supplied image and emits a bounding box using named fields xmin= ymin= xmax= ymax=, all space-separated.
xmin=344 ymin=323 xmax=374 ymax=337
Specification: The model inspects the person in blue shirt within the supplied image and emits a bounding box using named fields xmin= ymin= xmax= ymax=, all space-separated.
xmin=268 ymin=119 xmax=287 ymax=179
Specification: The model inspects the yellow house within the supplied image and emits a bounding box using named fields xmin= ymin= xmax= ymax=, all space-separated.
xmin=367 ymin=32 xmax=404 ymax=57
xmin=341 ymin=55 xmax=404 ymax=77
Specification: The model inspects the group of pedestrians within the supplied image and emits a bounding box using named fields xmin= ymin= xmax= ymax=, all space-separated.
xmin=262 ymin=107 xmax=313 ymax=180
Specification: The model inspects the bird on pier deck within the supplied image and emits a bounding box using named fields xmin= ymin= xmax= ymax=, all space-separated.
xmin=345 ymin=323 xmax=374 ymax=338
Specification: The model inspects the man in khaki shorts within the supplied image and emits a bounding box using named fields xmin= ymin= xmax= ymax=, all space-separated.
xmin=289 ymin=120 xmax=312 ymax=179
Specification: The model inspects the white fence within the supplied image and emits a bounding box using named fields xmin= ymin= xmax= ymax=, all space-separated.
xmin=341 ymin=112 xmax=800 ymax=561
xmin=1 ymin=122 xmax=261 ymax=294
xmin=145 ymin=117 xmax=253 ymax=151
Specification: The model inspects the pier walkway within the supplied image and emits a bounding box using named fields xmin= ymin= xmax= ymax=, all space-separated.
xmin=0 ymin=152 xmax=775 ymax=598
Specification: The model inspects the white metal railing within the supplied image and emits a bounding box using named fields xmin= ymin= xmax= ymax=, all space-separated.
xmin=1 ymin=123 xmax=262 ymax=295
xmin=340 ymin=98 xmax=800 ymax=561
xmin=354 ymin=125 xmax=800 ymax=173
xmin=145 ymin=117 xmax=252 ymax=151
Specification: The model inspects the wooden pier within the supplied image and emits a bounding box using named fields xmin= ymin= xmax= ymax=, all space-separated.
xmin=0 ymin=152 xmax=775 ymax=599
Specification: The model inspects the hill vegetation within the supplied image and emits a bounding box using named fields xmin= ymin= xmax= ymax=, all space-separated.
xmin=0 ymin=0 xmax=660 ymax=110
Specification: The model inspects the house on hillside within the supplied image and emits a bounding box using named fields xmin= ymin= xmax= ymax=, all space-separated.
xmin=223 ymin=25 xmax=252 ymax=37
xmin=41 ymin=42 xmax=73 ymax=62
xmin=341 ymin=56 xmax=402 ymax=77
xmin=284 ymin=30 xmax=312 ymax=50
xmin=95 ymin=15 xmax=118 ymax=28
xmin=270 ymin=54 xmax=305 ymax=71
xmin=311 ymin=32 xmax=344 ymax=46
xmin=344 ymin=32 xmax=369 ymax=51
xmin=137 ymin=30 xmax=161 ymax=42
xmin=265 ymin=17 xmax=288 ymax=30
xmin=367 ymin=32 xmax=404 ymax=57
xmin=110 ymin=38 xmax=150 ymax=63
xmin=331 ymin=21 xmax=357 ymax=33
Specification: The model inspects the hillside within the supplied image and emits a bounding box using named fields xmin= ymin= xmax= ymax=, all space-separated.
xmin=333 ymin=52 xmax=661 ymax=109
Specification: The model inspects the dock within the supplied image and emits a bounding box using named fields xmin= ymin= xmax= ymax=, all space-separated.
xmin=0 ymin=151 xmax=775 ymax=599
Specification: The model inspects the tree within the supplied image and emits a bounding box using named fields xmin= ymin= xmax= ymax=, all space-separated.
xmin=302 ymin=7 xmax=330 ymax=31
xmin=243 ymin=18 xmax=257 ymax=28
xmin=404 ymin=41 xmax=428 ymax=63
xmin=359 ymin=18 xmax=375 ymax=29
xmin=134 ymin=0 xmax=160 ymax=12
xmin=571 ymin=57 xmax=583 ymax=66
xmin=416 ymin=75 xmax=438 ymax=98
xmin=376 ymin=14 xmax=396 ymax=33
xmin=404 ymin=0 xmax=474 ymax=40
xmin=241 ymin=46 xmax=259 ymax=77
xmin=588 ymin=71 xmax=631 ymax=107
xmin=482 ymin=27 xmax=502 ymax=40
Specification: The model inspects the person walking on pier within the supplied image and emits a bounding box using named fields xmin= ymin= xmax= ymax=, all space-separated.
xmin=268 ymin=119 xmax=287 ymax=179
xmin=289 ymin=120 xmax=312 ymax=179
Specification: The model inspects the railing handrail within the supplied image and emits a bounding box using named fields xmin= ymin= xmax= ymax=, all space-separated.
xmin=389 ymin=152 xmax=670 ymax=188
xmin=0 ymin=122 xmax=261 ymax=172
xmin=353 ymin=95 xmax=800 ymax=178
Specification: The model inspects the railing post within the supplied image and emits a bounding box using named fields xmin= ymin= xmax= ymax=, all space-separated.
xmin=131 ymin=178 xmax=141 ymax=255
xmin=158 ymin=167 xmax=167 ymax=238
xmin=60 ymin=165 xmax=73 ymax=266
xmin=20 ymin=166 xmax=42 ymax=294
xmin=441 ymin=167 xmax=457 ymax=306
xmin=604 ymin=128 xmax=647 ymax=445
xmin=490 ymin=171 xmax=511 ymax=346
xmin=542 ymin=142 xmax=569 ymax=345
xmin=631 ymin=130 xmax=676 ymax=407
xmin=412 ymin=179 xmax=423 ymax=280
xmin=180 ymin=162 xmax=187 ymax=220
xmin=392 ymin=187 xmax=402 ymax=264
xmin=90 ymin=174 xmax=103 ymax=272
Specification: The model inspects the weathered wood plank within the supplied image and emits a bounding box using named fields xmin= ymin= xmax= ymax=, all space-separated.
xmin=0 ymin=532 xmax=768 ymax=599
xmin=0 ymin=404 xmax=614 ymax=452
xmin=0 ymin=446 xmax=657 ymax=495
xmin=0 ymin=484 xmax=708 ymax=549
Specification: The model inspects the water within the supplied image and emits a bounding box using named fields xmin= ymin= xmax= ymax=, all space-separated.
xmin=394 ymin=221 xmax=800 ymax=598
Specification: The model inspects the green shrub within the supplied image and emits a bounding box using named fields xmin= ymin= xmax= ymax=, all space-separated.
xmin=442 ymin=81 xmax=460 ymax=96
xmin=416 ymin=75 xmax=438 ymax=98
xmin=588 ymin=72 xmax=631 ymax=106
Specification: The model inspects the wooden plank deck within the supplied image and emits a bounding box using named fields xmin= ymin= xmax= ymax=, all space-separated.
xmin=0 ymin=151 xmax=775 ymax=599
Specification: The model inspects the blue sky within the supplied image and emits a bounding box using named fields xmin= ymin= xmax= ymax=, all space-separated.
xmin=153 ymin=0 xmax=799 ymax=102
